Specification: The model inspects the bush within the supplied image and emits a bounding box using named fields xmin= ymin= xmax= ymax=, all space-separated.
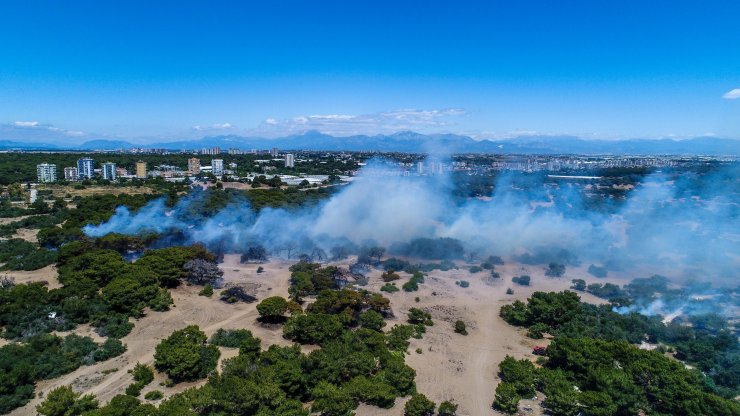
xmin=404 ymin=393 xmax=436 ymax=416
xmin=454 ymin=320 xmax=468 ymax=335
xmin=144 ymin=390 xmax=163 ymax=401
xmin=512 ymin=275 xmax=530 ymax=286
xmin=210 ymin=328 xmax=258 ymax=348
xmin=506 ymin=288 xmax=514 ymax=295
xmin=545 ymin=262 xmax=565 ymax=278
xmin=468 ymin=266 xmax=482 ymax=273
xmin=256 ymin=296 xmax=289 ymax=323
xmin=380 ymin=283 xmax=399 ymax=293
xmin=587 ymin=264 xmax=608 ymax=278
xmin=493 ymin=382 xmax=520 ymax=414
xmin=455 ymin=280 xmax=469 ymax=288
xmin=359 ymin=310 xmax=386 ymax=332
xmin=93 ymin=338 xmax=127 ymax=362
xmin=154 ymin=325 xmax=220 ymax=382
xmin=198 ymin=283 xmax=213 ymax=297
xmin=220 ymin=286 xmax=257 ymax=303
xmin=36 ymin=386 xmax=98 ymax=416
xmin=407 ymin=308 xmax=433 ymax=326
xmin=570 ymin=279 xmax=586 ymax=291
xmin=438 ymin=400 xmax=458 ymax=416
xmin=382 ymin=269 xmax=401 ymax=282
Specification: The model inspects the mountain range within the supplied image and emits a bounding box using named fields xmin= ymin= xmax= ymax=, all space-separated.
xmin=1 ymin=131 xmax=738 ymax=155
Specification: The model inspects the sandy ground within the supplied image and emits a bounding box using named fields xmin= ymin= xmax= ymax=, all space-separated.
xmin=1 ymin=264 xmax=61 ymax=289
xmin=37 ymin=185 xmax=156 ymax=199
xmin=8 ymin=256 xmax=633 ymax=416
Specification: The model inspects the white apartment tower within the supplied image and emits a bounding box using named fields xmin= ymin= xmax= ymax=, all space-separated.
xmin=285 ymin=153 xmax=295 ymax=168
xmin=102 ymin=162 xmax=117 ymax=180
xmin=211 ymin=159 xmax=224 ymax=176
xmin=36 ymin=163 xmax=57 ymax=183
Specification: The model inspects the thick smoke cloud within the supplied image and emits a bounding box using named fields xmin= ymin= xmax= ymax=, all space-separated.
xmin=84 ymin=159 xmax=739 ymax=286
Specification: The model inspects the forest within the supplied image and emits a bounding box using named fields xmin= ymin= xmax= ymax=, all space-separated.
xmin=498 ymin=290 xmax=740 ymax=415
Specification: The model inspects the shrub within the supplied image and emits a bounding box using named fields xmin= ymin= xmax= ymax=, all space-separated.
xmin=380 ymin=283 xmax=399 ymax=293
xmin=210 ymin=328 xmax=257 ymax=348
xmin=93 ymin=338 xmax=127 ymax=362
xmin=454 ymin=320 xmax=468 ymax=335
xmin=36 ymin=386 xmax=98 ymax=416
xmin=438 ymin=400 xmax=458 ymax=416
xmin=468 ymin=266 xmax=482 ymax=273
xmin=455 ymin=280 xmax=469 ymax=288
xmin=382 ymin=269 xmax=401 ymax=282
xmin=198 ymin=283 xmax=213 ymax=297
xmin=359 ymin=310 xmax=386 ymax=332
xmin=545 ymin=262 xmax=565 ymax=278
xmin=256 ymin=296 xmax=289 ymax=323
xmin=492 ymin=382 xmax=520 ymax=414
xmin=512 ymin=275 xmax=530 ymax=286
xmin=404 ymin=393 xmax=436 ymax=416
xmin=154 ymin=325 xmax=220 ymax=382
xmin=220 ymin=286 xmax=257 ymax=303
xmin=144 ymin=390 xmax=163 ymax=401
xmin=407 ymin=308 xmax=433 ymax=326
xmin=506 ymin=288 xmax=514 ymax=295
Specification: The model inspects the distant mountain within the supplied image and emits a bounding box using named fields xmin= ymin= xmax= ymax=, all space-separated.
xmin=76 ymin=139 xmax=137 ymax=150
xmin=3 ymin=132 xmax=738 ymax=155
xmin=0 ymin=140 xmax=60 ymax=150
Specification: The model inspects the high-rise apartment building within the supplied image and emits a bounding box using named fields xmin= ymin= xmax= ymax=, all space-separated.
xmin=212 ymin=159 xmax=224 ymax=176
xmin=77 ymin=157 xmax=94 ymax=179
xmin=102 ymin=162 xmax=117 ymax=180
xmin=285 ymin=154 xmax=295 ymax=168
xmin=64 ymin=167 xmax=78 ymax=181
xmin=36 ymin=163 xmax=57 ymax=183
xmin=188 ymin=158 xmax=201 ymax=174
xmin=135 ymin=161 xmax=147 ymax=179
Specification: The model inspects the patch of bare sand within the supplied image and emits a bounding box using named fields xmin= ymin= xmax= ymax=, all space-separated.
xmin=2 ymin=264 xmax=61 ymax=289
xmin=12 ymin=228 xmax=39 ymax=243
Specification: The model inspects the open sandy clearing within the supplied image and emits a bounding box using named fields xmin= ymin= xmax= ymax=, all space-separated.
xmin=9 ymin=255 xmax=632 ymax=415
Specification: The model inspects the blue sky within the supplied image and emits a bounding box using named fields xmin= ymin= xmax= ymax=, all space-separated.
xmin=1 ymin=0 xmax=739 ymax=144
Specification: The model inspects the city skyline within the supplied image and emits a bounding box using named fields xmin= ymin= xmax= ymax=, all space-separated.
xmin=1 ymin=1 xmax=739 ymax=144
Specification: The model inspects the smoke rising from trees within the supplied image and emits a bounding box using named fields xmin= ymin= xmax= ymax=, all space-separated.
xmin=84 ymin=159 xmax=739 ymax=286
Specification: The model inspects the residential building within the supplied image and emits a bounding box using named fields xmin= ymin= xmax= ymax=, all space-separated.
xmin=36 ymin=163 xmax=57 ymax=183
xmin=135 ymin=161 xmax=147 ymax=179
xmin=200 ymin=147 xmax=221 ymax=155
xmin=188 ymin=158 xmax=201 ymax=174
xmin=271 ymin=147 xmax=279 ymax=157
xmin=212 ymin=159 xmax=224 ymax=176
xmin=102 ymin=162 xmax=117 ymax=180
xmin=285 ymin=153 xmax=295 ymax=168
xmin=64 ymin=167 xmax=78 ymax=181
xmin=77 ymin=157 xmax=94 ymax=179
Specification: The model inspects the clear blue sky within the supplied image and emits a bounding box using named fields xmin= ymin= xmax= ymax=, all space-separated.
xmin=1 ymin=0 xmax=739 ymax=143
